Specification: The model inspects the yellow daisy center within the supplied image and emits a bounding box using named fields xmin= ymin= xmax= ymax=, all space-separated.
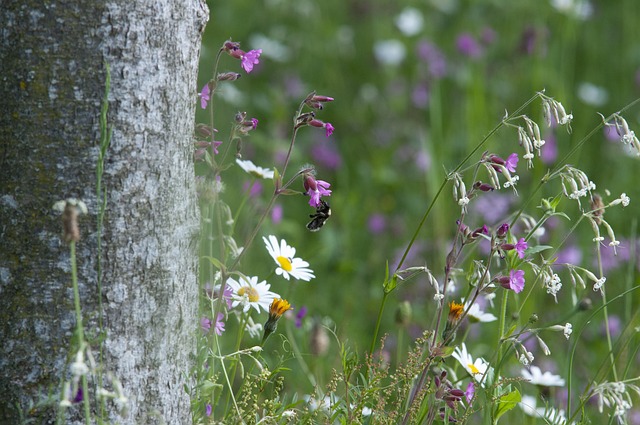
xmin=468 ymin=363 xmax=480 ymax=374
xmin=276 ymin=256 xmax=293 ymax=272
xmin=237 ymin=286 xmax=259 ymax=302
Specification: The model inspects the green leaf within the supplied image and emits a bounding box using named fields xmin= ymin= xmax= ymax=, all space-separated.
xmin=504 ymin=324 xmax=517 ymax=339
xmin=494 ymin=389 xmax=521 ymax=422
xmin=525 ymin=245 xmax=553 ymax=256
xmin=278 ymin=189 xmax=302 ymax=196
xmin=384 ymin=274 xmax=398 ymax=294
xmin=202 ymin=256 xmax=224 ymax=271
xmin=273 ymin=167 xmax=281 ymax=190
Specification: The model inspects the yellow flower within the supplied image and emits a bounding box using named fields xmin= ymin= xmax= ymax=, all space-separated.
xmin=262 ymin=298 xmax=292 ymax=343
xmin=269 ymin=298 xmax=292 ymax=320
xmin=448 ymin=301 xmax=464 ymax=323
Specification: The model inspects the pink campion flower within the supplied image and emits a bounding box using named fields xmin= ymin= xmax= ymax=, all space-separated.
xmin=200 ymin=317 xmax=211 ymax=333
xmin=499 ymin=269 xmax=525 ymax=293
xmin=305 ymin=93 xmax=334 ymax=109
xmin=324 ymin=123 xmax=335 ymax=137
xmin=200 ymin=83 xmax=211 ymax=109
xmin=465 ymin=382 xmax=475 ymax=404
xmin=309 ymin=119 xmax=335 ymax=138
xmin=241 ymin=49 xmax=262 ymax=73
xmin=213 ymin=312 xmax=225 ymax=336
xmin=505 ymin=153 xmax=519 ymax=172
xmin=496 ymin=223 xmax=510 ymax=239
xmin=303 ymin=173 xmax=332 ymax=207
xmin=308 ymin=180 xmax=332 ymax=207
xmin=515 ymin=237 xmax=528 ymax=259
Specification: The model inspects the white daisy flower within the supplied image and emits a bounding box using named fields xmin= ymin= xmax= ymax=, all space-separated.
xmin=226 ymin=275 xmax=279 ymax=313
xmin=522 ymin=366 xmax=565 ymax=387
xmin=263 ymin=235 xmax=315 ymax=281
xmin=452 ymin=343 xmax=490 ymax=386
xmin=236 ymin=158 xmax=274 ymax=179
xmin=464 ymin=300 xmax=497 ymax=323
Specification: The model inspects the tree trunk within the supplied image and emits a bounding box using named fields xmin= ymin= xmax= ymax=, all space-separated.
xmin=0 ymin=0 xmax=208 ymax=423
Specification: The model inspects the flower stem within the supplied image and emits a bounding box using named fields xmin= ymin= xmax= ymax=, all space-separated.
xmin=70 ymin=241 xmax=91 ymax=425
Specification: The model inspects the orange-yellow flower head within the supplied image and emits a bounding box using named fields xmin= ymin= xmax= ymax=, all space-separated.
xmin=263 ymin=298 xmax=293 ymax=343
xmin=448 ymin=301 xmax=464 ymax=323
xmin=269 ymin=298 xmax=292 ymax=320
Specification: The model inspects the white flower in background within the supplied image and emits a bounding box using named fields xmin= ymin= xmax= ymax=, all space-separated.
xmin=373 ymin=39 xmax=406 ymax=66
xmin=395 ymin=7 xmax=424 ymax=36
xmin=577 ymin=82 xmax=608 ymax=106
xmin=452 ymin=343 xmax=490 ymax=386
xmin=226 ymin=275 xmax=278 ymax=313
xmin=236 ymin=158 xmax=274 ymax=179
xmin=244 ymin=316 xmax=263 ymax=339
xmin=263 ymin=235 xmax=315 ymax=281
xmin=522 ymin=366 xmax=566 ymax=387
xmin=550 ymin=0 xmax=593 ymax=19
xmin=520 ymin=394 xmax=570 ymax=423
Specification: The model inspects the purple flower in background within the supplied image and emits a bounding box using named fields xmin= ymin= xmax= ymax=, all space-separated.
xmin=241 ymin=49 xmax=262 ymax=73
xmin=481 ymin=27 xmax=497 ymax=45
xmin=271 ymin=204 xmax=283 ymax=225
xmin=206 ymin=404 xmax=212 ymax=417
xmin=368 ymin=213 xmax=387 ymax=234
xmin=600 ymin=315 xmax=622 ymax=339
xmin=456 ymin=33 xmax=483 ymax=58
xmin=541 ymin=133 xmax=558 ymax=164
xmin=594 ymin=240 xmax=630 ymax=273
xmin=200 ymin=83 xmax=211 ymax=109
xmin=519 ymin=26 xmax=549 ymax=56
xmin=472 ymin=193 xmax=512 ymax=223
xmin=295 ymin=306 xmax=307 ymax=328
xmin=243 ymin=180 xmax=263 ymax=198
xmin=416 ymin=39 xmax=447 ymax=78
xmin=555 ymin=245 xmax=583 ymax=266
xmin=412 ymin=83 xmax=430 ymax=108
xmin=311 ymin=141 xmax=342 ymax=170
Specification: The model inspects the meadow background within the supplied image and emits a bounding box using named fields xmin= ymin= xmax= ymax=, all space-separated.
xmin=195 ymin=0 xmax=640 ymax=422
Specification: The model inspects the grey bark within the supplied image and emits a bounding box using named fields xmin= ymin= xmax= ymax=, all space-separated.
xmin=0 ymin=0 xmax=208 ymax=423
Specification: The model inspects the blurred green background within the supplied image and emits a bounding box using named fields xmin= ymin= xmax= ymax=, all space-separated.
xmin=197 ymin=0 xmax=640 ymax=414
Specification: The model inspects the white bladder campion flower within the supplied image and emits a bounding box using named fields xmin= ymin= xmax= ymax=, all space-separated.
xmin=263 ymin=235 xmax=315 ymax=281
